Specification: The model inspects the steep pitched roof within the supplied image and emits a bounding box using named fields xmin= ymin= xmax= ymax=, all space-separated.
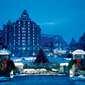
xmin=19 ymin=9 xmax=31 ymax=21
xmin=80 ymin=33 xmax=85 ymax=41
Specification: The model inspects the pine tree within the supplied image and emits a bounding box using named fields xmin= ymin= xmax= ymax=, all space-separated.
xmin=35 ymin=48 xmax=49 ymax=63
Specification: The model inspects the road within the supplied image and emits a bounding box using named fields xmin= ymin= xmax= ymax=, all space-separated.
xmin=0 ymin=75 xmax=84 ymax=85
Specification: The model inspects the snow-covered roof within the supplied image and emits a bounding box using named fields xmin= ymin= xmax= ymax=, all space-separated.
xmin=60 ymin=63 xmax=68 ymax=66
xmin=11 ymin=56 xmax=36 ymax=61
xmin=39 ymin=69 xmax=47 ymax=71
xmin=23 ymin=69 xmax=35 ymax=72
xmin=72 ymin=49 xmax=85 ymax=55
xmin=0 ymin=49 xmax=11 ymax=55
xmin=14 ymin=63 xmax=24 ymax=66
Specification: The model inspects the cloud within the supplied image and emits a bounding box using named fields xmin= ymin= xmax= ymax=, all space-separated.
xmin=38 ymin=22 xmax=57 ymax=25
xmin=46 ymin=22 xmax=56 ymax=25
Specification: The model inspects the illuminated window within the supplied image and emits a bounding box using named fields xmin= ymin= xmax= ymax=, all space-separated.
xmin=33 ymin=34 xmax=34 ymax=36
xmin=28 ymin=37 xmax=30 ymax=39
xmin=28 ymin=34 xmax=30 ymax=36
xmin=19 ymin=25 xmax=20 ymax=27
xmin=28 ymin=31 xmax=30 ymax=33
xmin=18 ymin=43 xmax=20 ymax=45
xmin=22 ymin=37 xmax=26 ymax=39
xmin=22 ymin=43 xmax=26 ymax=45
xmin=14 ymin=34 xmax=15 ymax=36
xmin=18 ymin=37 xmax=20 ymax=39
xmin=33 ymin=40 xmax=34 ymax=42
xmin=33 ymin=28 xmax=34 ymax=30
xmin=18 ymin=34 xmax=20 ymax=36
xmin=28 ymin=25 xmax=30 ymax=27
xmin=14 ymin=43 xmax=15 ymax=45
xmin=22 ymin=40 xmax=26 ymax=42
xmin=23 ymin=25 xmax=25 ymax=27
xmin=18 ymin=22 xmax=20 ymax=24
xmin=18 ymin=31 xmax=20 ymax=33
xmin=14 ymin=28 xmax=15 ymax=30
xmin=23 ymin=22 xmax=25 ymax=24
xmin=28 ymin=22 xmax=30 ymax=24
xmin=14 ymin=40 xmax=15 ymax=42
xmin=28 ymin=28 xmax=30 ymax=30
xmin=22 ymin=34 xmax=26 ymax=36
xmin=18 ymin=40 xmax=20 ymax=42
xmin=22 ymin=31 xmax=26 ymax=33
xmin=28 ymin=40 xmax=30 ymax=42
xmin=28 ymin=47 xmax=30 ymax=50
xmin=33 ymin=37 xmax=34 ymax=39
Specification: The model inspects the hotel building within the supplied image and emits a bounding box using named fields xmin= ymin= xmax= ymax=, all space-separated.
xmin=2 ymin=10 xmax=41 ymax=56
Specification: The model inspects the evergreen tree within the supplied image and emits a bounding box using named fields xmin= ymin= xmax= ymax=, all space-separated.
xmin=50 ymin=41 xmax=53 ymax=48
xmin=35 ymin=48 xmax=49 ymax=63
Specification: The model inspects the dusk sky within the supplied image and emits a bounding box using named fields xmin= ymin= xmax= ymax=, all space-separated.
xmin=0 ymin=0 xmax=85 ymax=43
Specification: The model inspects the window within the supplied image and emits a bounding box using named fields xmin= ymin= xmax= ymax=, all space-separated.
xmin=22 ymin=34 xmax=26 ymax=36
xmin=18 ymin=31 xmax=20 ymax=33
xmin=23 ymin=22 xmax=25 ymax=24
xmin=28 ymin=43 xmax=30 ymax=45
xmin=33 ymin=34 xmax=34 ymax=36
xmin=28 ymin=22 xmax=30 ymax=24
xmin=33 ymin=47 xmax=35 ymax=50
xmin=22 ymin=40 xmax=26 ymax=42
xmin=33 ymin=37 xmax=34 ymax=39
xmin=22 ymin=37 xmax=26 ymax=39
xmin=28 ymin=37 xmax=30 ymax=39
xmin=22 ymin=43 xmax=26 ymax=45
xmin=14 ymin=34 xmax=15 ymax=36
xmin=28 ymin=34 xmax=30 ymax=36
xmin=37 ymin=43 xmax=39 ymax=45
xmin=33 ymin=31 xmax=34 ymax=33
xmin=28 ymin=47 xmax=30 ymax=50
xmin=28 ymin=31 xmax=30 ymax=33
xmin=19 ymin=25 xmax=20 ymax=27
xmin=23 ymin=25 xmax=25 ymax=27
xmin=14 ymin=25 xmax=15 ymax=27
xmin=33 ymin=28 xmax=34 ymax=30
xmin=28 ymin=28 xmax=30 ymax=30
xmin=18 ymin=37 xmax=20 ymax=39
xmin=14 ymin=40 xmax=15 ymax=42
xmin=28 ymin=25 xmax=30 ymax=27
xmin=14 ymin=28 xmax=15 ymax=30
xmin=28 ymin=40 xmax=30 ymax=42
xmin=14 ymin=43 xmax=15 ymax=45
xmin=33 ymin=40 xmax=34 ymax=42
xmin=33 ymin=43 xmax=34 ymax=45
xmin=22 ymin=31 xmax=26 ymax=33
xmin=18 ymin=34 xmax=20 ymax=36
xmin=18 ymin=22 xmax=20 ymax=24
xmin=22 ymin=28 xmax=26 ymax=30
xmin=19 ymin=28 xmax=20 ymax=30
xmin=18 ymin=40 xmax=20 ymax=42
xmin=18 ymin=43 xmax=20 ymax=45
xmin=23 ymin=15 xmax=26 ymax=16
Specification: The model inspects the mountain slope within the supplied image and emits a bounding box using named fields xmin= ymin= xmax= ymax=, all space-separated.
xmin=41 ymin=34 xmax=68 ymax=47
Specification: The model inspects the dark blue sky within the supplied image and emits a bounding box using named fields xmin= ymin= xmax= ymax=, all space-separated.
xmin=0 ymin=0 xmax=85 ymax=43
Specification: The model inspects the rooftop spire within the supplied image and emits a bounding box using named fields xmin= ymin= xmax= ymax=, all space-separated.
xmin=7 ymin=20 xmax=11 ymax=25
xmin=20 ymin=9 xmax=31 ymax=21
